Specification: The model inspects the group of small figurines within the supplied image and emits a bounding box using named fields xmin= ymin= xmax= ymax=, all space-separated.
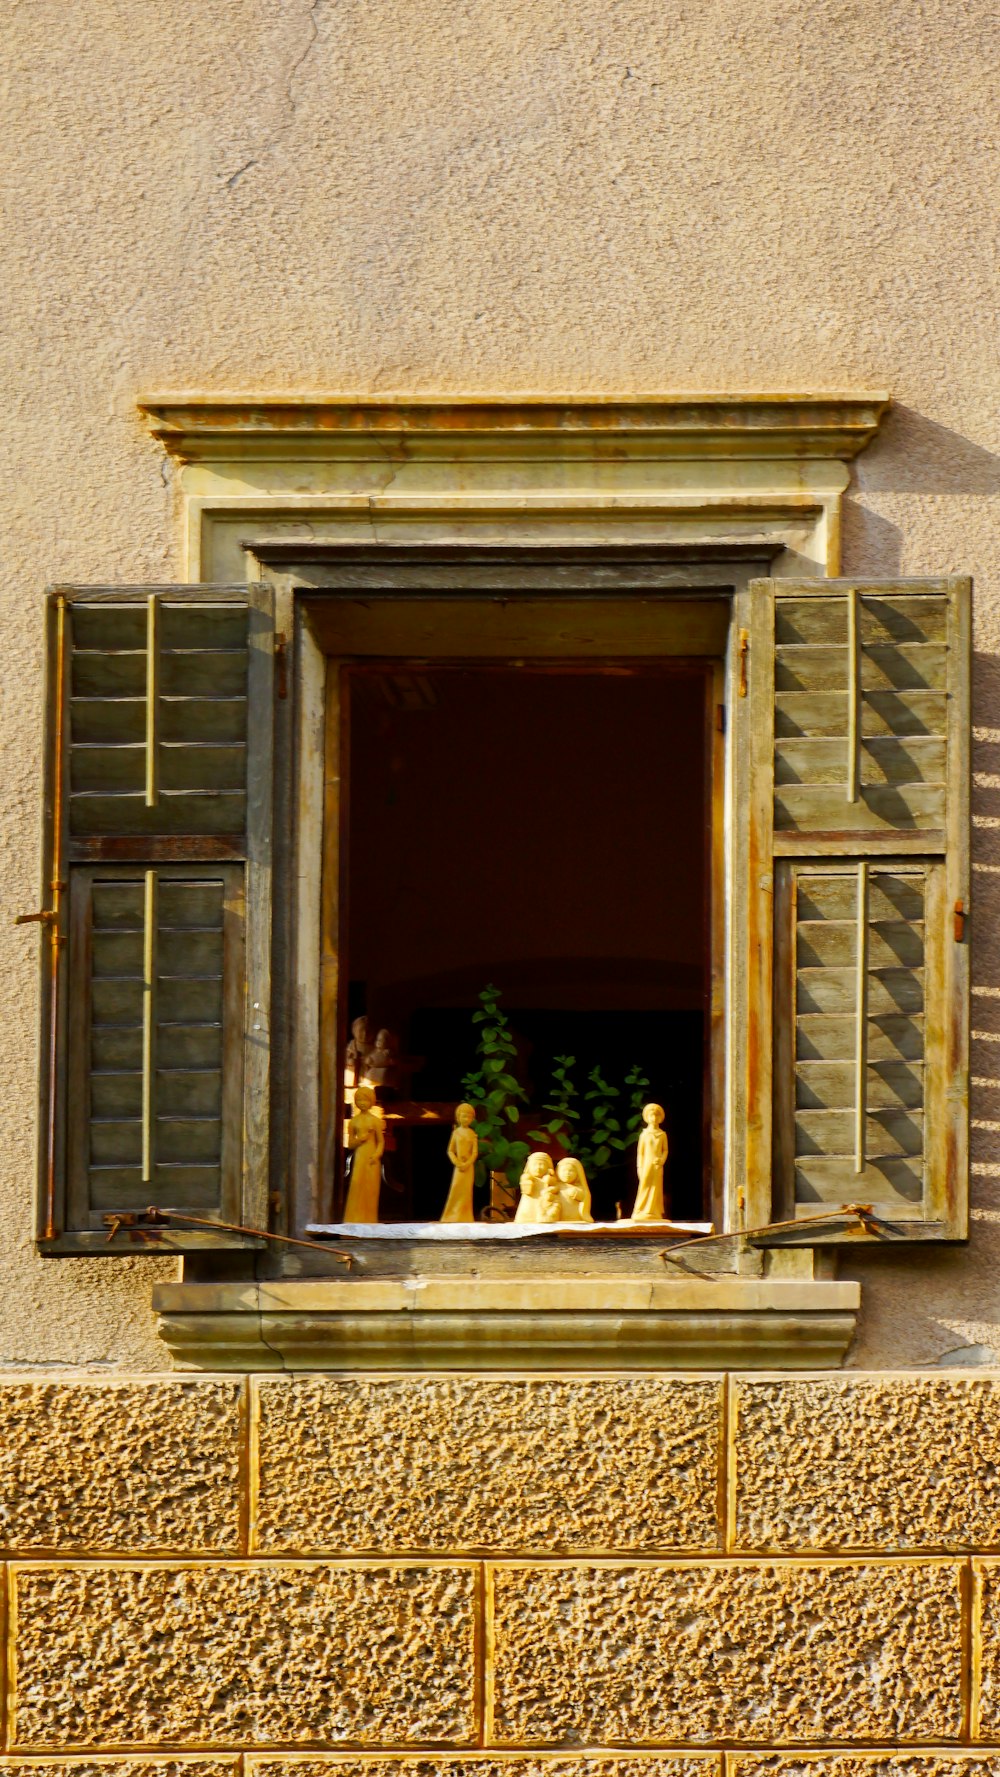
xmin=344 ymin=1089 xmax=670 ymax=1225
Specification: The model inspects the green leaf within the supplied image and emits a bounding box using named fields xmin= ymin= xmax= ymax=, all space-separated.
xmin=504 ymin=1104 xmax=520 ymax=1123
xmin=526 ymin=1130 xmax=550 ymax=1144
xmin=594 ymin=1145 xmax=611 ymax=1167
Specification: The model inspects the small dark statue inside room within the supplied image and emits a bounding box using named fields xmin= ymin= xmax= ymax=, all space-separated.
xmin=336 ymin=661 xmax=715 ymax=1229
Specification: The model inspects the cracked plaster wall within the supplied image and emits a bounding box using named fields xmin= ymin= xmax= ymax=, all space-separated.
xmin=1 ymin=0 xmax=999 ymax=1366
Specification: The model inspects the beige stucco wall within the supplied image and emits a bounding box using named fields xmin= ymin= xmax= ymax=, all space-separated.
xmin=2 ymin=0 xmax=998 ymax=1367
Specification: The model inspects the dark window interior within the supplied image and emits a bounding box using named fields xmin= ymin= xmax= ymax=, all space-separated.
xmin=344 ymin=664 xmax=712 ymax=1222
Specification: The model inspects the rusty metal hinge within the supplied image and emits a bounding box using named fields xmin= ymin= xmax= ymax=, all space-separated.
xmin=275 ymin=631 xmax=288 ymax=699
xmin=14 ymin=909 xmax=57 ymax=926
xmin=954 ymin=898 xmax=967 ymax=942
xmin=738 ymin=629 xmax=749 ymax=697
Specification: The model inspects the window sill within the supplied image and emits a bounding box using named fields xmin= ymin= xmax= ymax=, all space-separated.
xmin=152 ymin=1275 xmax=859 ymax=1371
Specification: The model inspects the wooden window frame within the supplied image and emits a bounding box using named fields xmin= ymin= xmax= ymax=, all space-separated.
xmin=253 ymin=542 xmax=780 ymax=1239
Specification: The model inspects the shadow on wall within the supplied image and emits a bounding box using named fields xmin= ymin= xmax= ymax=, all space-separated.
xmin=836 ymin=404 xmax=1000 ymax=1362
xmin=845 ymin=650 xmax=1000 ymax=1365
xmin=969 ymin=655 xmax=1000 ymax=1200
xmin=841 ymin=403 xmax=1000 ymax=576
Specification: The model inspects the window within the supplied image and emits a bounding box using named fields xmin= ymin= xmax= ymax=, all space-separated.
xmin=31 ymin=557 xmax=970 ymax=1254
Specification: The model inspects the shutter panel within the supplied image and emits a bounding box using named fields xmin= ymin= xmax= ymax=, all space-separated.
xmin=760 ymin=576 xmax=970 ymax=1240
xmin=36 ymin=585 xmax=274 ymax=1253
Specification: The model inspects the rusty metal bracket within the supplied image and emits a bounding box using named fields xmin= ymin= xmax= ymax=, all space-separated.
xmin=100 ymin=1207 xmax=354 ymax=1266
xmin=658 ymin=1203 xmax=908 ymax=1272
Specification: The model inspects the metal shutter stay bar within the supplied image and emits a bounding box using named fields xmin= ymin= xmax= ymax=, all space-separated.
xmin=854 ymin=858 xmax=869 ymax=1174
xmin=141 ymin=869 xmax=157 ymax=1185
xmin=846 ymin=586 xmax=860 ymax=803
xmin=145 ymin=593 xmax=160 ymax=808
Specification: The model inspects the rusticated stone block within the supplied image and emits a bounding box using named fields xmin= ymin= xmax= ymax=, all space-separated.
xmin=971 ymin=1561 xmax=1000 ymax=1735
xmin=248 ymin=1762 xmax=714 ymax=1777
xmin=11 ymin=1563 xmax=477 ymax=1748
xmin=0 ymin=1379 xmax=244 ymax=1553
xmin=733 ymin=1376 xmax=1000 ymax=1551
xmin=733 ymin=1764 xmax=1000 ymax=1777
xmin=733 ymin=1765 xmax=1000 ymax=1777
xmin=252 ymin=1376 xmax=721 ymax=1553
xmin=0 ymin=1766 xmax=239 ymax=1777
xmin=487 ymin=1561 xmax=964 ymax=1744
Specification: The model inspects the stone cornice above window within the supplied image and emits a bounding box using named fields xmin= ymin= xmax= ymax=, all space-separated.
xmin=138 ymin=392 xmax=891 ymax=581
xmin=139 ymin=392 xmax=889 ymax=464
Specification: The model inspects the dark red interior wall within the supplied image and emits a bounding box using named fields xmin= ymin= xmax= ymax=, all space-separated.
xmin=347 ymin=666 xmax=708 ymax=1023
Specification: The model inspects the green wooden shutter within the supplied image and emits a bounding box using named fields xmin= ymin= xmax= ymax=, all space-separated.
xmin=759 ymin=576 xmax=970 ymax=1240
xmin=34 ymin=585 xmax=274 ymax=1252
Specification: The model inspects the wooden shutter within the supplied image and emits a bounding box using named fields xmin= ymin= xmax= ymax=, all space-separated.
xmin=34 ymin=585 xmax=274 ymax=1252
xmin=756 ymin=576 xmax=970 ymax=1240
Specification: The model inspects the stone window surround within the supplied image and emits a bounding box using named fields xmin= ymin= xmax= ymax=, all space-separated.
xmin=139 ymin=393 xmax=888 ymax=1370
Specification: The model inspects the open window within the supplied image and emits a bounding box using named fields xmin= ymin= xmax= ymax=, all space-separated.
xmin=28 ymin=558 xmax=970 ymax=1254
xmin=308 ymin=593 xmax=727 ymax=1230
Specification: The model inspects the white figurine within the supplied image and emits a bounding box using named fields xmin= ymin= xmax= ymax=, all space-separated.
xmin=361 ymin=1026 xmax=399 ymax=1090
xmin=344 ymin=1016 xmax=371 ymax=1087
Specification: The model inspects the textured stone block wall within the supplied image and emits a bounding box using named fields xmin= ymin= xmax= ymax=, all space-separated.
xmin=2 ymin=1373 xmax=1000 ymax=1775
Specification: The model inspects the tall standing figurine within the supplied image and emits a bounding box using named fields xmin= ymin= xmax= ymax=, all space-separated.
xmin=632 ymin=1102 xmax=668 ymax=1222
xmin=441 ymin=1102 xmax=479 ymax=1223
xmin=343 ymin=1084 xmax=384 ymax=1222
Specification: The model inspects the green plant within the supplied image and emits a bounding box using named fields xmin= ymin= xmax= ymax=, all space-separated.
xmin=527 ymin=1051 xmax=579 ymax=1150
xmin=528 ymin=1056 xmax=651 ymax=1180
xmin=461 ymin=985 xmax=532 ymax=1188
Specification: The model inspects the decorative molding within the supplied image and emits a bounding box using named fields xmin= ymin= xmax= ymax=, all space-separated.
xmin=153 ymin=1276 xmax=860 ymax=1371
xmin=137 ymin=392 xmax=891 ymax=592
xmin=140 ymin=393 xmax=890 ymax=464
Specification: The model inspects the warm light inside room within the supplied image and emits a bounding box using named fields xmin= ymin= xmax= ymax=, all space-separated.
xmin=338 ymin=662 xmax=715 ymax=1223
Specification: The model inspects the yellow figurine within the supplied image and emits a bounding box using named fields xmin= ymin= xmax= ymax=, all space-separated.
xmin=631 ymin=1102 xmax=668 ymax=1222
xmin=343 ymin=1084 xmax=385 ymax=1222
xmin=556 ymin=1156 xmax=593 ymax=1222
xmin=515 ymin=1151 xmax=559 ymax=1222
xmin=441 ymin=1102 xmax=479 ymax=1222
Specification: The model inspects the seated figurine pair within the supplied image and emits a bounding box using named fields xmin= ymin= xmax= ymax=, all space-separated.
xmin=514 ymin=1151 xmax=592 ymax=1223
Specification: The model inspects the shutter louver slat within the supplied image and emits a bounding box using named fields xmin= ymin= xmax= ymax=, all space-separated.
xmin=37 ymin=584 xmax=273 ymax=1253
xmin=67 ymin=602 xmax=250 ymax=841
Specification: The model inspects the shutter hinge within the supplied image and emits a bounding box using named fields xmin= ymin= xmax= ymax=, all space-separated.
xmin=738 ymin=629 xmax=749 ymax=697
xmin=954 ymin=898 xmax=967 ymax=942
xmin=274 ymin=631 xmax=288 ymax=699
xmin=15 ymin=909 xmax=57 ymax=926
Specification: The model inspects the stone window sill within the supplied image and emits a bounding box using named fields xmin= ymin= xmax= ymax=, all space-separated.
xmin=152 ymin=1274 xmax=859 ymax=1371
